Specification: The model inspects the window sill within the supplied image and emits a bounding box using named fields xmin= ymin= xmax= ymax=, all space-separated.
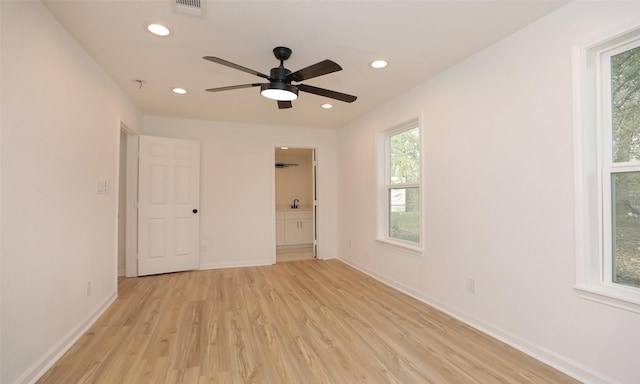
xmin=575 ymin=283 xmax=640 ymax=314
xmin=375 ymin=238 xmax=423 ymax=256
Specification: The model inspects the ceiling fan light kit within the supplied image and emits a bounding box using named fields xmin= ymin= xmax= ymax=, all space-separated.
xmin=260 ymin=83 xmax=298 ymax=101
xmin=204 ymin=46 xmax=357 ymax=109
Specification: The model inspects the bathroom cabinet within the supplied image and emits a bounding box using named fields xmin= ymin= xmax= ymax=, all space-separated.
xmin=276 ymin=209 xmax=313 ymax=246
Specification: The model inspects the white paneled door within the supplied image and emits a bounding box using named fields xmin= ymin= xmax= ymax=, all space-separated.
xmin=138 ymin=135 xmax=200 ymax=276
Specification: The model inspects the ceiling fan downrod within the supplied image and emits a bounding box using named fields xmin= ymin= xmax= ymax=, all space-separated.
xmin=270 ymin=47 xmax=293 ymax=81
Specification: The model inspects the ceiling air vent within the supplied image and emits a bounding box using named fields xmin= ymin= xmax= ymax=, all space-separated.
xmin=173 ymin=0 xmax=206 ymax=17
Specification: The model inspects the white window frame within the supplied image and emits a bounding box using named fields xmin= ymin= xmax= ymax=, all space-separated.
xmin=376 ymin=118 xmax=423 ymax=254
xmin=573 ymin=25 xmax=640 ymax=313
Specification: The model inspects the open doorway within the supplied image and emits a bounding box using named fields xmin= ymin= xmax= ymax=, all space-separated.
xmin=274 ymin=147 xmax=317 ymax=263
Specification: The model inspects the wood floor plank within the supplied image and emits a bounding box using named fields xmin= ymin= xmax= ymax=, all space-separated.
xmin=37 ymin=260 xmax=579 ymax=384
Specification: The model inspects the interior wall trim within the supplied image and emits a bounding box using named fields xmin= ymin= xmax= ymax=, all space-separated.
xmin=14 ymin=292 xmax=117 ymax=384
xmin=338 ymin=257 xmax=616 ymax=384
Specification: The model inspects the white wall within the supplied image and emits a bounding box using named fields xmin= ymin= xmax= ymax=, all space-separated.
xmin=338 ymin=2 xmax=640 ymax=384
xmin=142 ymin=116 xmax=338 ymax=268
xmin=0 ymin=2 xmax=4 ymax=380
xmin=0 ymin=2 xmax=141 ymax=383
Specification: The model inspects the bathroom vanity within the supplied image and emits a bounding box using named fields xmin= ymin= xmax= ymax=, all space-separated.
xmin=276 ymin=209 xmax=313 ymax=246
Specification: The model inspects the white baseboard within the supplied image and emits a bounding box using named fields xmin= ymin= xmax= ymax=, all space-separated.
xmin=338 ymin=257 xmax=618 ymax=384
xmin=13 ymin=292 xmax=118 ymax=384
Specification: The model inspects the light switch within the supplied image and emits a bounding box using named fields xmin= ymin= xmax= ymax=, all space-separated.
xmin=96 ymin=179 xmax=109 ymax=195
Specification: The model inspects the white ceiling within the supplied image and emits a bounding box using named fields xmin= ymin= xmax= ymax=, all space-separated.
xmin=43 ymin=0 xmax=568 ymax=129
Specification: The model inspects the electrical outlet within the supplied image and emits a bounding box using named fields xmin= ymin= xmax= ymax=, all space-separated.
xmin=87 ymin=281 xmax=92 ymax=296
xmin=466 ymin=278 xmax=475 ymax=294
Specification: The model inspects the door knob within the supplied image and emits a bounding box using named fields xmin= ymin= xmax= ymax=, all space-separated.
xmin=192 ymin=209 xmax=198 ymax=214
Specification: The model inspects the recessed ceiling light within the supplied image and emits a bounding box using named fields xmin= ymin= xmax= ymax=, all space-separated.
xmin=147 ymin=23 xmax=171 ymax=36
xmin=321 ymin=103 xmax=333 ymax=109
xmin=280 ymin=146 xmax=289 ymax=150
xmin=172 ymin=87 xmax=187 ymax=94
xmin=371 ymin=60 xmax=388 ymax=69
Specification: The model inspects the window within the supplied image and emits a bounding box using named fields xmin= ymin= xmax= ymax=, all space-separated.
xmin=378 ymin=119 xmax=422 ymax=251
xmin=574 ymin=28 xmax=640 ymax=311
xmin=603 ymin=41 xmax=640 ymax=290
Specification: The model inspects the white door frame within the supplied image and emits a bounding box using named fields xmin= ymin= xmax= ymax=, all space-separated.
xmin=125 ymin=135 xmax=139 ymax=277
xmin=311 ymin=148 xmax=318 ymax=258
xmin=272 ymin=144 xmax=320 ymax=263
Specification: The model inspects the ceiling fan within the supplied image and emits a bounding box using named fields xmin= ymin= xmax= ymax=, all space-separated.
xmin=203 ymin=46 xmax=357 ymax=109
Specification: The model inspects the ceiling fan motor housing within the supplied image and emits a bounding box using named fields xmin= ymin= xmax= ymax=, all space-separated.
xmin=270 ymin=66 xmax=292 ymax=81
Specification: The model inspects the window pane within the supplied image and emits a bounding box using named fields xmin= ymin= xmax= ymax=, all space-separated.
xmin=611 ymin=172 xmax=640 ymax=288
xmin=611 ymin=46 xmax=640 ymax=163
xmin=389 ymin=187 xmax=420 ymax=243
xmin=390 ymin=127 xmax=420 ymax=184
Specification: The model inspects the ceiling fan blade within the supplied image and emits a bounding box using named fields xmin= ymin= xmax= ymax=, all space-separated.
xmin=278 ymin=100 xmax=293 ymax=109
xmin=297 ymin=84 xmax=357 ymax=103
xmin=287 ymin=59 xmax=342 ymax=82
xmin=203 ymin=56 xmax=270 ymax=79
xmin=205 ymin=83 xmax=263 ymax=92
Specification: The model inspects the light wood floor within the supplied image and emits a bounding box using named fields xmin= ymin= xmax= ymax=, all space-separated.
xmin=276 ymin=247 xmax=314 ymax=263
xmin=38 ymin=260 xmax=579 ymax=384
